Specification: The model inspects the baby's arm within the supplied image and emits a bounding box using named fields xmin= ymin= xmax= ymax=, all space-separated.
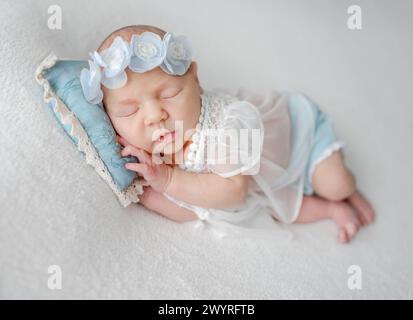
xmin=119 ymin=138 xmax=248 ymax=209
xmin=165 ymin=168 xmax=248 ymax=209
xmin=139 ymin=186 xmax=198 ymax=222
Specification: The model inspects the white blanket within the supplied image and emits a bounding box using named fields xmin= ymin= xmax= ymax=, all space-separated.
xmin=1 ymin=0 xmax=412 ymax=299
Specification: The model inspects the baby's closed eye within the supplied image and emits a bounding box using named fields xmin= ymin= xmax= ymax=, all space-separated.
xmin=118 ymin=107 xmax=139 ymax=117
xmin=160 ymin=87 xmax=182 ymax=100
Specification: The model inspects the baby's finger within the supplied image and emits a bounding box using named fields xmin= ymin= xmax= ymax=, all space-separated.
xmin=121 ymin=145 xmax=142 ymax=158
xmin=121 ymin=145 xmax=163 ymax=166
xmin=142 ymin=150 xmax=163 ymax=165
xmin=125 ymin=162 xmax=151 ymax=176
xmin=135 ymin=148 xmax=153 ymax=164
xmin=136 ymin=148 xmax=163 ymax=165
xmin=133 ymin=148 xmax=154 ymax=166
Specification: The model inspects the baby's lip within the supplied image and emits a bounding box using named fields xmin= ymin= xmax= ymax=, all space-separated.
xmin=153 ymin=128 xmax=172 ymax=142
xmin=160 ymin=131 xmax=176 ymax=144
xmin=153 ymin=130 xmax=176 ymax=144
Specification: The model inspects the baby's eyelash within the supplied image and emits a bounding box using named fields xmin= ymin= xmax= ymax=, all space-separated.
xmin=118 ymin=108 xmax=139 ymax=117
xmin=126 ymin=110 xmax=139 ymax=117
xmin=160 ymin=88 xmax=182 ymax=100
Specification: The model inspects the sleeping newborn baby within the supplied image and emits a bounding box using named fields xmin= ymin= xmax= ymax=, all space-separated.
xmin=81 ymin=24 xmax=374 ymax=243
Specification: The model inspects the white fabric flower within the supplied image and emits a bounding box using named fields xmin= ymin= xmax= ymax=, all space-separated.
xmin=93 ymin=36 xmax=131 ymax=89
xmin=161 ymin=32 xmax=193 ymax=76
xmin=80 ymin=59 xmax=103 ymax=104
xmin=129 ymin=32 xmax=167 ymax=73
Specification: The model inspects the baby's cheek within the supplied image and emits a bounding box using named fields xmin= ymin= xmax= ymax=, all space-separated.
xmin=108 ymin=117 xmax=123 ymax=135
xmin=175 ymin=109 xmax=195 ymax=127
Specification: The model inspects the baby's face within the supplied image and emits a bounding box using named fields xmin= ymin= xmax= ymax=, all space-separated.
xmin=103 ymin=62 xmax=202 ymax=157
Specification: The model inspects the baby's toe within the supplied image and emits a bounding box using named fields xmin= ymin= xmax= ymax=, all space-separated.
xmin=358 ymin=216 xmax=367 ymax=227
xmin=364 ymin=207 xmax=375 ymax=224
xmin=338 ymin=228 xmax=349 ymax=244
xmin=359 ymin=207 xmax=374 ymax=226
xmin=345 ymin=222 xmax=359 ymax=241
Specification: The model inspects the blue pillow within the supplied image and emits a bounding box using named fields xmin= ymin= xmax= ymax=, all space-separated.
xmin=35 ymin=53 xmax=145 ymax=207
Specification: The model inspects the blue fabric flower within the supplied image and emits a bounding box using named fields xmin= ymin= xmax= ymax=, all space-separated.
xmin=129 ymin=32 xmax=167 ymax=73
xmin=160 ymin=32 xmax=193 ymax=76
xmin=93 ymin=36 xmax=131 ymax=90
xmin=80 ymin=59 xmax=103 ymax=104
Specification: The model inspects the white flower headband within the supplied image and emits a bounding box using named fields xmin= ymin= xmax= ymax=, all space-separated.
xmin=80 ymin=31 xmax=193 ymax=104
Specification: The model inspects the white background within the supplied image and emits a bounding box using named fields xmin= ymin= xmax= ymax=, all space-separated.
xmin=0 ymin=0 xmax=412 ymax=299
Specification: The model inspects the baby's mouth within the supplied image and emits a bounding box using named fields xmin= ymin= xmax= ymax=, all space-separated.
xmin=156 ymin=131 xmax=176 ymax=144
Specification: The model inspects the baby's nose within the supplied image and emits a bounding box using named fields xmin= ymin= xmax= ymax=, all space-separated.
xmin=143 ymin=104 xmax=167 ymax=126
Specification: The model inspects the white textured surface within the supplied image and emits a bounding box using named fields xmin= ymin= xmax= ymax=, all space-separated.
xmin=1 ymin=0 xmax=412 ymax=299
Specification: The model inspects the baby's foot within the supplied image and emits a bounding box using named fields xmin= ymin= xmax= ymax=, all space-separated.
xmin=330 ymin=202 xmax=361 ymax=244
xmin=348 ymin=190 xmax=375 ymax=226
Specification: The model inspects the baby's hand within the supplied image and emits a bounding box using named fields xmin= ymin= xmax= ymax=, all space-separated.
xmin=117 ymin=135 xmax=173 ymax=193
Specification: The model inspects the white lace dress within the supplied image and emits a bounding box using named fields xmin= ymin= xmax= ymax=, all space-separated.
xmin=162 ymin=88 xmax=343 ymax=241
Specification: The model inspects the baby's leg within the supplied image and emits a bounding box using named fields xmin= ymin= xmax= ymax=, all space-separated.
xmin=139 ymin=186 xmax=198 ymax=222
xmin=296 ymin=196 xmax=361 ymax=243
xmin=311 ymin=150 xmax=374 ymax=225
xmin=311 ymin=150 xmax=356 ymax=201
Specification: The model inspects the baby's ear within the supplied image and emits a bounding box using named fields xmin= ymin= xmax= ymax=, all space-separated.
xmin=190 ymin=61 xmax=198 ymax=73
xmin=189 ymin=61 xmax=200 ymax=84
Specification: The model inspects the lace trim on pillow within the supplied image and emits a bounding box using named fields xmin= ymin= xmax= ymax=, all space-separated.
xmin=35 ymin=52 xmax=146 ymax=207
